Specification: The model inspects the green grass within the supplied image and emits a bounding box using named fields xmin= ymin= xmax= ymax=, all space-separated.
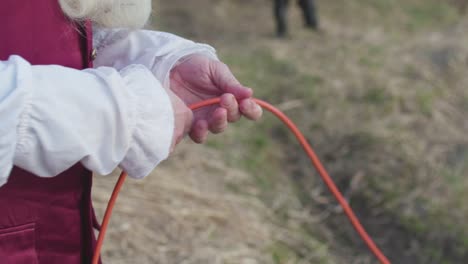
xmin=221 ymin=50 xmax=321 ymax=107
xmin=164 ymin=0 xmax=468 ymax=262
xmin=404 ymin=2 xmax=459 ymax=31
xmin=363 ymin=88 xmax=389 ymax=105
xmin=416 ymin=90 xmax=434 ymax=116
xmin=270 ymin=242 xmax=295 ymax=264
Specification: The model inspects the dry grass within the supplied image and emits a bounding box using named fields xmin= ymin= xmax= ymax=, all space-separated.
xmin=93 ymin=0 xmax=468 ymax=263
xmin=94 ymin=144 xmax=274 ymax=264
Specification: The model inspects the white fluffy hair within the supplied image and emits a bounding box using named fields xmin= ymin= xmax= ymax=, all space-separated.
xmin=59 ymin=0 xmax=152 ymax=28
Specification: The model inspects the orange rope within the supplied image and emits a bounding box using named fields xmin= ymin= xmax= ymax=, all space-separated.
xmin=92 ymin=98 xmax=391 ymax=264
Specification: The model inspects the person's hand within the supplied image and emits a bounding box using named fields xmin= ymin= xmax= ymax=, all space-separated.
xmin=169 ymin=54 xmax=263 ymax=143
xmin=166 ymin=88 xmax=193 ymax=152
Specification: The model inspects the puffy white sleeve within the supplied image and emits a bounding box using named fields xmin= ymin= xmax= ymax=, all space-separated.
xmin=0 ymin=55 xmax=174 ymax=186
xmin=92 ymin=28 xmax=218 ymax=88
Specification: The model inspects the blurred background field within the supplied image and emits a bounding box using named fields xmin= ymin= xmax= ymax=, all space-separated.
xmin=93 ymin=0 xmax=468 ymax=263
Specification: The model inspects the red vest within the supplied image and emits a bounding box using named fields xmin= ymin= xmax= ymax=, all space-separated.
xmin=0 ymin=1 xmax=98 ymax=263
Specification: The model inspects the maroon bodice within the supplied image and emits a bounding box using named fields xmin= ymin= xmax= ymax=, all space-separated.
xmin=0 ymin=0 xmax=92 ymax=68
xmin=0 ymin=1 xmax=98 ymax=263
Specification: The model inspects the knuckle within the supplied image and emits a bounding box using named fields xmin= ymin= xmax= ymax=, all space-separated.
xmin=216 ymin=61 xmax=229 ymax=70
xmin=210 ymin=123 xmax=227 ymax=134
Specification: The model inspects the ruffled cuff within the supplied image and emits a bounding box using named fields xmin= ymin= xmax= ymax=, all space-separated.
xmin=118 ymin=65 xmax=174 ymax=179
xmin=0 ymin=56 xmax=33 ymax=186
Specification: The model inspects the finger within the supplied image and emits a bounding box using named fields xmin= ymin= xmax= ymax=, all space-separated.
xmin=209 ymin=107 xmax=228 ymax=134
xmin=170 ymin=93 xmax=193 ymax=150
xmin=175 ymin=110 xmax=193 ymax=145
xmin=224 ymin=85 xmax=253 ymax=100
xmin=240 ymin=99 xmax=263 ymax=121
xmin=189 ymin=120 xmax=209 ymax=144
xmin=211 ymin=61 xmax=253 ymax=99
xmin=220 ymin=93 xmax=241 ymax=123
xmin=184 ymin=109 xmax=194 ymax=134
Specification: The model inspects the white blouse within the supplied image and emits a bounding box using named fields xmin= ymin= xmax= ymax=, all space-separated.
xmin=0 ymin=28 xmax=217 ymax=187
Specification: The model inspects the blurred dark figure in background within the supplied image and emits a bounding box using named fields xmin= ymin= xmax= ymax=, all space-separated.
xmin=274 ymin=0 xmax=319 ymax=37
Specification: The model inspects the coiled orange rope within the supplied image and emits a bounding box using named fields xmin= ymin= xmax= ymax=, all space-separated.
xmin=92 ymin=98 xmax=391 ymax=264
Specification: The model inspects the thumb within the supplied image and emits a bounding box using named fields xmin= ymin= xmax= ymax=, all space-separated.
xmin=166 ymin=89 xmax=193 ymax=152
